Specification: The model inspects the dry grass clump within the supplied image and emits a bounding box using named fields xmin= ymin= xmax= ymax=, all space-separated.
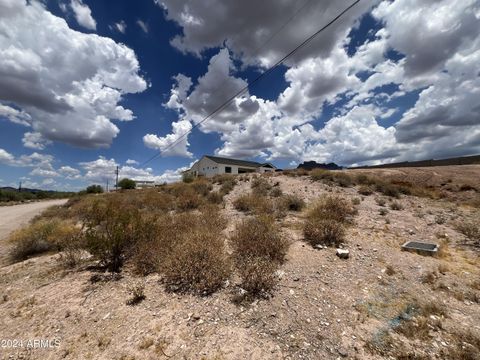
xmin=375 ymin=181 xmax=401 ymax=198
xmin=304 ymin=219 xmax=345 ymax=247
xmin=8 ymin=219 xmax=80 ymax=263
xmin=303 ymin=196 xmax=356 ymax=247
xmin=126 ymin=282 xmax=146 ymax=306
xmin=233 ymin=193 xmax=257 ymax=212
xmin=389 ymin=201 xmax=404 ymax=210
xmin=212 ymin=174 xmax=235 ymax=185
xmin=251 ymin=177 xmax=272 ymax=196
xmin=130 ymin=209 xmax=231 ymax=295
xmin=394 ymin=300 xmax=446 ymax=340
xmin=307 ymin=196 xmax=357 ymax=224
xmin=456 ymin=222 xmax=480 ymax=246
xmin=269 ymin=187 xmax=283 ymax=197
xmin=310 ymin=169 xmax=353 ymax=187
xmin=162 ymin=228 xmax=231 ymax=295
xmin=219 ymin=178 xmax=237 ymax=195
xmin=440 ymin=330 xmax=480 ymax=360
xmin=358 ymin=185 xmax=374 ymax=195
xmin=231 ymin=216 xmax=288 ymax=297
xmin=280 ymin=194 xmax=305 ymax=211
xmin=283 ymin=168 xmax=309 ymax=177
xmin=233 ymin=193 xmax=287 ymax=218
xmin=206 ymin=191 xmax=224 ymax=204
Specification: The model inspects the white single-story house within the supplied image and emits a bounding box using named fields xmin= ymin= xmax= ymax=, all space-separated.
xmin=185 ymin=155 xmax=276 ymax=178
xmin=133 ymin=180 xmax=156 ymax=188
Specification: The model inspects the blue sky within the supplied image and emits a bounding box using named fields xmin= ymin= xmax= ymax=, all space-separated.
xmin=0 ymin=0 xmax=479 ymax=190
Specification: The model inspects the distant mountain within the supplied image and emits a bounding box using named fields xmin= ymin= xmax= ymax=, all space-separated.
xmin=350 ymin=154 xmax=480 ymax=169
xmin=0 ymin=187 xmax=57 ymax=193
xmin=297 ymin=161 xmax=342 ymax=171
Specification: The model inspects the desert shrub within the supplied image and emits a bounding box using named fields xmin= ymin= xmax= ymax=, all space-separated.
xmin=358 ymin=185 xmax=373 ymax=196
xmin=131 ymin=209 xmax=230 ymax=295
xmin=231 ymin=216 xmax=288 ymax=297
xmin=303 ymin=218 xmax=345 ymax=247
xmin=232 ymin=216 xmax=288 ymax=264
xmin=32 ymin=204 xmax=71 ymax=222
xmin=394 ymin=300 xmax=446 ymax=340
xmin=135 ymin=190 xmax=176 ymax=212
xmin=8 ymin=219 xmax=80 ymax=262
xmin=190 ymin=179 xmax=213 ymax=196
xmin=459 ymin=184 xmax=477 ymax=192
xmin=233 ymin=193 xmax=257 ymax=212
xmin=307 ymin=196 xmax=357 ymax=224
xmin=174 ymin=187 xmax=204 ymax=211
xmin=376 ymin=197 xmax=387 ymax=206
xmin=162 ymin=228 xmax=231 ymax=295
xmin=352 ymin=197 xmax=361 ymax=205
xmin=280 ymin=194 xmax=305 ymax=211
xmin=207 ymin=191 xmax=224 ymax=204
xmin=385 ymin=265 xmax=396 ymax=276
xmin=82 ymin=196 xmax=141 ymax=272
xmin=269 ymin=187 xmax=283 ymax=197
xmin=235 ymin=256 xmax=278 ymax=297
xmin=251 ymin=177 xmax=272 ymax=196
xmin=333 ymin=173 xmax=353 ymax=187
xmin=234 ymin=193 xmax=287 ymax=218
xmin=219 ymin=178 xmax=237 ymax=194
xmin=379 ymin=208 xmax=389 ymax=216
xmin=355 ymin=174 xmax=375 ymax=185
xmin=303 ymin=196 xmax=356 ymax=248
xmin=310 ymin=169 xmax=333 ymax=182
xmin=375 ymin=182 xmax=400 ymax=198
xmin=182 ymin=172 xmax=195 ymax=183
xmin=212 ymin=174 xmax=235 ymax=185
xmin=126 ymin=282 xmax=146 ymax=305
xmin=390 ymin=201 xmax=404 ymax=210
xmin=440 ymin=330 xmax=480 ymax=360
xmin=456 ymin=222 xmax=480 ymax=246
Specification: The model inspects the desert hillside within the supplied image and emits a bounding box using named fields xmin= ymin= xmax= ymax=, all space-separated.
xmin=0 ymin=166 xmax=479 ymax=360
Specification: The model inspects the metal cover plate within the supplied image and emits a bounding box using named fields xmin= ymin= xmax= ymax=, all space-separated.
xmin=402 ymin=241 xmax=439 ymax=255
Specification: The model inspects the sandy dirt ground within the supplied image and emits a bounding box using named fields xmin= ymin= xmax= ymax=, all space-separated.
xmin=0 ymin=168 xmax=479 ymax=359
xmin=0 ymin=199 xmax=68 ymax=267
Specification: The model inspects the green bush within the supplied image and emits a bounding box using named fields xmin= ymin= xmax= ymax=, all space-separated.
xmin=118 ymin=178 xmax=136 ymax=190
xmin=86 ymin=185 xmax=104 ymax=194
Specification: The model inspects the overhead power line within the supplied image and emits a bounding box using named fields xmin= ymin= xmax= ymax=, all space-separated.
xmin=140 ymin=0 xmax=360 ymax=167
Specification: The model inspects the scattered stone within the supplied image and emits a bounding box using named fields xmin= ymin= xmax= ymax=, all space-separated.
xmin=336 ymin=249 xmax=350 ymax=259
xmin=338 ymin=347 xmax=349 ymax=357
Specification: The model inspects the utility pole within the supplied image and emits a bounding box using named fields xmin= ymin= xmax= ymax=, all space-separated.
xmin=106 ymin=179 xmax=109 ymax=193
xmin=115 ymin=166 xmax=119 ymax=191
xmin=18 ymin=181 xmax=22 ymax=192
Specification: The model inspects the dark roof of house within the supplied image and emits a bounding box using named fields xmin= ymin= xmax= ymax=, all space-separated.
xmin=205 ymin=155 xmax=275 ymax=168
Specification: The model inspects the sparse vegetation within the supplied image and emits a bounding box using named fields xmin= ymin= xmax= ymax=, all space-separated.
xmin=126 ymin=282 xmax=146 ymax=305
xmin=389 ymin=201 xmax=403 ymax=210
xmin=456 ymin=222 xmax=480 ymax=246
xmin=280 ymin=194 xmax=305 ymax=211
xmin=231 ymin=216 xmax=288 ymax=297
xmin=8 ymin=219 xmax=80 ymax=263
xmin=303 ymin=196 xmax=356 ymax=247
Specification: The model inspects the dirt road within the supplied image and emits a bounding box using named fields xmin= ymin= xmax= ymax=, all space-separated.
xmin=0 ymin=199 xmax=67 ymax=266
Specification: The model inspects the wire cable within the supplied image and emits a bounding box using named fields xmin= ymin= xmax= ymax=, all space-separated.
xmin=140 ymin=0 xmax=360 ymax=167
